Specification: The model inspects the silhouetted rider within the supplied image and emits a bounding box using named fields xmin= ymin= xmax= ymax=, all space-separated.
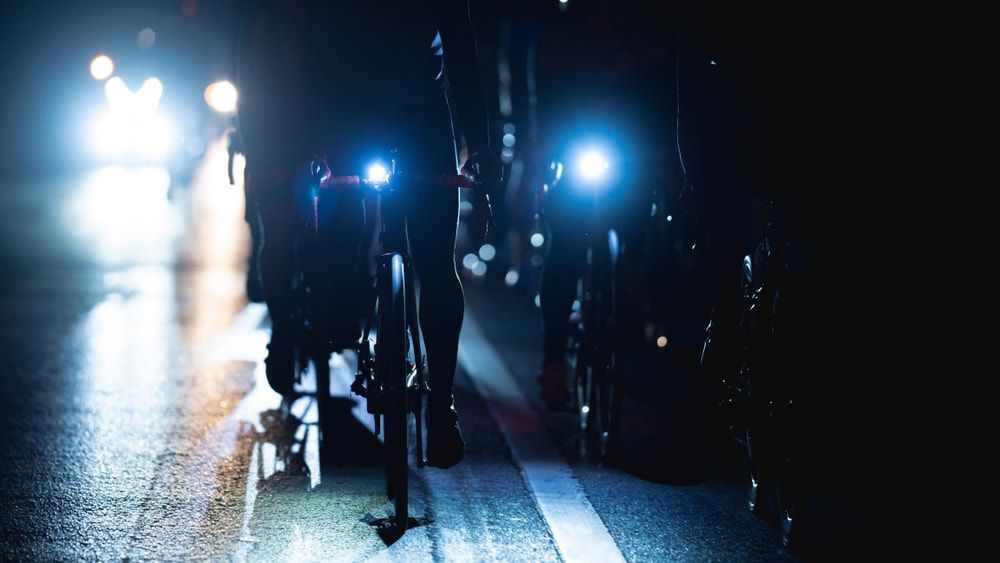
xmin=235 ymin=0 xmax=497 ymax=469
xmin=532 ymin=1 xmax=670 ymax=407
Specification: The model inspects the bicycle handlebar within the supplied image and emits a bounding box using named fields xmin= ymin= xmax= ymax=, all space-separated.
xmin=322 ymin=173 xmax=474 ymax=190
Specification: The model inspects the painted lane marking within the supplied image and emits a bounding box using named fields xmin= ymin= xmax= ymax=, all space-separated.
xmin=458 ymin=311 xmax=626 ymax=563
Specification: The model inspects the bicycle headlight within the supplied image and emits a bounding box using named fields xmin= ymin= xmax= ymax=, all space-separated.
xmin=366 ymin=162 xmax=390 ymax=185
xmin=576 ymin=149 xmax=610 ymax=182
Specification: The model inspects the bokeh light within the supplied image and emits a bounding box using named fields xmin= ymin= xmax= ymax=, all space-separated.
xmin=104 ymin=77 xmax=131 ymax=109
xmin=90 ymin=55 xmax=114 ymax=80
xmin=478 ymin=244 xmax=496 ymax=261
xmin=92 ymin=76 xmax=175 ymax=161
xmin=504 ymin=270 xmax=520 ymax=286
xmin=137 ymin=28 xmax=156 ymax=49
xmin=181 ymin=0 xmax=198 ymax=17
xmin=143 ymin=77 xmax=164 ymax=99
xmin=204 ymin=80 xmax=238 ymax=114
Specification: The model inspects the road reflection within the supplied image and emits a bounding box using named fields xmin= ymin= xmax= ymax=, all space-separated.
xmin=77 ymin=265 xmax=179 ymax=496
xmin=205 ymin=354 xmax=401 ymax=560
xmin=65 ymin=166 xmax=178 ymax=266
xmin=65 ymin=139 xmax=423 ymax=557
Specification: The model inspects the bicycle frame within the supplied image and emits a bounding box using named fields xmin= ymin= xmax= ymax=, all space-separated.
xmin=321 ymin=157 xmax=472 ymax=533
xmin=374 ymin=170 xmax=428 ymax=463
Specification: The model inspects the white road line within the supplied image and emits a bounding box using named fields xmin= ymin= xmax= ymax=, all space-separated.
xmin=458 ymin=311 xmax=626 ymax=563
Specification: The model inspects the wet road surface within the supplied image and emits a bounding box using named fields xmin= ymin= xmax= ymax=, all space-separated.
xmin=1 ymin=141 xmax=800 ymax=560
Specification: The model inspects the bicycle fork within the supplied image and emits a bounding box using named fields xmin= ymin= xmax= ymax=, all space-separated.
xmin=403 ymin=261 xmax=428 ymax=468
xmin=351 ymin=252 xmax=427 ymax=465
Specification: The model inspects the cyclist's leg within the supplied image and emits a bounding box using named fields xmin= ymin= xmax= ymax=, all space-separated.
xmin=397 ymin=97 xmax=465 ymax=467
xmin=245 ymin=207 xmax=266 ymax=303
xmin=386 ymin=96 xmax=462 ymax=408
xmin=313 ymin=184 xmax=367 ymax=350
xmin=539 ymin=192 xmax=588 ymax=364
xmin=537 ymin=208 xmax=587 ymax=407
xmin=407 ymin=186 xmax=463 ymax=405
xmin=259 ymin=207 xmax=297 ymax=317
xmin=248 ymin=158 xmax=299 ymax=393
xmin=407 ymin=183 xmax=464 ymax=468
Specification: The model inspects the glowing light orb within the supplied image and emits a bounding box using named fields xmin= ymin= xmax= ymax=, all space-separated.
xmin=204 ymin=80 xmax=238 ymax=113
xmin=90 ymin=55 xmax=114 ymax=80
xmin=577 ymin=150 xmax=610 ymax=181
xmin=366 ymin=162 xmax=390 ymax=184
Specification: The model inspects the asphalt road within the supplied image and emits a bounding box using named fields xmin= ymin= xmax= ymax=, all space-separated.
xmin=0 ymin=142 xmax=805 ymax=560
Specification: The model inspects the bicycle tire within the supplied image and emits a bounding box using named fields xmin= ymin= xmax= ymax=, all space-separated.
xmin=776 ymin=456 xmax=797 ymax=548
xmin=314 ymin=351 xmax=331 ymax=447
xmin=575 ymin=363 xmax=592 ymax=432
xmin=574 ymin=270 xmax=596 ymax=433
xmin=378 ymin=253 xmax=409 ymax=532
xmin=594 ymin=359 xmax=621 ymax=460
xmin=774 ymin=396 xmax=798 ymax=548
xmin=745 ymin=426 xmax=769 ymax=515
xmin=575 ymin=229 xmax=620 ymax=459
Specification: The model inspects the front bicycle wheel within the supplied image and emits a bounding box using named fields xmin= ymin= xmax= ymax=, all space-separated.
xmin=592 ymin=356 xmax=622 ymax=460
xmin=572 ymin=289 xmax=594 ymax=432
xmin=593 ymin=228 xmax=622 ymax=460
xmin=378 ymin=253 xmax=409 ymax=532
xmin=745 ymin=425 xmax=769 ymax=515
xmin=313 ymin=351 xmax=331 ymax=448
xmin=574 ymin=362 xmax=592 ymax=432
xmin=774 ymin=400 xmax=798 ymax=548
xmin=776 ymin=457 xmax=797 ymax=548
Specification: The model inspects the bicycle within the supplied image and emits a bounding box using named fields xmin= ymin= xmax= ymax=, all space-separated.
xmin=572 ymin=224 xmax=622 ymax=461
xmin=270 ymin=159 xmax=368 ymax=448
xmin=702 ymin=201 xmax=801 ymax=547
xmin=542 ymin=150 xmax=624 ymax=461
xmin=308 ymin=155 xmax=475 ymax=535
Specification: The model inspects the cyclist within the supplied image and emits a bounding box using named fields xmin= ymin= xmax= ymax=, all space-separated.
xmin=235 ymin=0 xmax=497 ymax=469
xmin=531 ymin=2 xmax=673 ymax=408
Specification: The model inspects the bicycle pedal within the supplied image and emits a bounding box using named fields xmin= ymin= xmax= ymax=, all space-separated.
xmin=350 ymin=379 xmax=369 ymax=397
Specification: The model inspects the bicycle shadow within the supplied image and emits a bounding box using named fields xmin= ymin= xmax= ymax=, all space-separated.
xmin=312 ymin=390 xmax=436 ymax=545
xmin=195 ymin=391 xmax=426 ymax=556
xmin=361 ymin=513 xmax=431 ymax=545
xmin=311 ymin=393 xmax=435 ymax=546
xmin=311 ymin=395 xmax=384 ymax=468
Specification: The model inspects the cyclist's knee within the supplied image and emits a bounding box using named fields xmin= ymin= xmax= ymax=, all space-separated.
xmin=412 ymin=249 xmax=461 ymax=287
xmin=423 ymin=272 xmax=464 ymax=307
xmin=419 ymin=268 xmax=464 ymax=316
